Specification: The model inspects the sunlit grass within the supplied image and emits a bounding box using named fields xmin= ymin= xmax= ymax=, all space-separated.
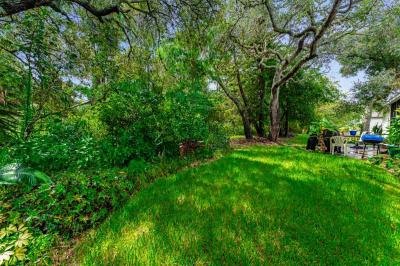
xmin=74 ymin=145 xmax=400 ymax=265
xmin=283 ymin=133 xmax=309 ymax=147
xmin=229 ymin=135 xmax=246 ymax=139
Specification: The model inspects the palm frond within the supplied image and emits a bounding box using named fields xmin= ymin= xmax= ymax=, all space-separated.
xmin=0 ymin=163 xmax=52 ymax=186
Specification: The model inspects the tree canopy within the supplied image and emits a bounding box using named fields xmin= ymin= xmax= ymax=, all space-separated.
xmin=0 ymin=0 xmax=384 ymax=142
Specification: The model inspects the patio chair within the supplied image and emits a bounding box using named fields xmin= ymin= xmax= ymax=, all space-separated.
xmin=330 ymin=136 xmax=348 ymax=155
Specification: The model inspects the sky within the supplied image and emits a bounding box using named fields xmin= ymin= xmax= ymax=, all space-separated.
xmin=324 ymin=60 xmax=367 ymax=96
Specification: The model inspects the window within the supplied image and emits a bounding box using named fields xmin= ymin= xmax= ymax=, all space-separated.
xmin=391 ymin=99 xmax=400 ymax=119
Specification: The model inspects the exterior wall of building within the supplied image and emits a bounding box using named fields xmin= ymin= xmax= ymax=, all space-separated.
xmin=362 ymin=92 xmax=400 ymax=135
xmin=382 ymin=111 xmax=391 ymax=134
xmin=369 ymin=111 xmax=390 ymax=134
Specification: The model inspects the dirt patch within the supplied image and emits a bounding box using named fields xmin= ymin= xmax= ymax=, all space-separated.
xmin=51 ymin=237 xmax=83 ymax=265
xmin=230 ymin=137 xmax=280 ymax=148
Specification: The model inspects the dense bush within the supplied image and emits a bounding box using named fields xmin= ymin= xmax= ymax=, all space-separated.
xmin=99 ymin=80 xmax=163 ymax=164
xmin=0 ymin=148 xmax=11 ymax=166
xmin=9 ymin=120 xmax=103 ymax=171
xmin=388 ymin=113 xmax=400 ymax=145
xmin=99 ymin=80 xmax=227 ymax=163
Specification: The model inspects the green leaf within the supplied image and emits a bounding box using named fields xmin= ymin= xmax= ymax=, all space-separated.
xmin=0 ymin=163 xmax=52 ymax=186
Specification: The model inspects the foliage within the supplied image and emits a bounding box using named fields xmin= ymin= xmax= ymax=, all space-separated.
xmin=163 ymin=90 xmax=212 ymax=150
xmin=0 ymin=223 xmax=32 ymax=265
xmin=0 ymin=163 xmax=51 ymax=186
xmin=280 ymin=69 xmax=339 ymax=134
xmin=388 ymin=112 xmax=400 ymax=145
xmin=308 ymin=118 xmax=338 ymax=136
xmin=372 ymin=124 xmax=383 ymax=135
xmin=127 ymin=159 xmax=150 ymax=189
xmin=338 ymin=3 xmax=400 ymax=76
xmin=99 ymin=79 xmax=224 ymax=163
xmin=352 ymin=71 xmax=396 ymax=111
xmin=10 ymin=120 xmax=103 ymax=171
xmin=99 ymin=80 xmax=163 ymax=163
xmin=0 ymin=0 xmax=396 ymax=265
xmin=0 ymin=149 xmax=11 ymax=167
xmin=316 ymin=100 xmax=363 ymax=130
xmin=0 ymin=53 xmax=23 ymax=142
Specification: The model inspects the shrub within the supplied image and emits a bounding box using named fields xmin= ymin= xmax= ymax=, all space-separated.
xmin=0 ymin=223 xmax=33 ymax=265
xmin=0 ymin=148 xmax=11 ymax=167
xmin=372 ymin=124 xmax=383 ymax=135
xmin=99 ymin=80 xmax=228 ymax=162
xmin=389 ymin=114 xmax=400 ymax=145
xmin=99 ymin=80 xmax=162 ymax=164
xmin=10 ymin=120 xmax=103 ymax=171
xmin=127 ymin=159 xmax=150 ymax=188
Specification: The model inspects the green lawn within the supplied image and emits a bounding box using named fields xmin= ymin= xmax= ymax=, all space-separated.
xmin=74 ymin=145 xmax=400 ymax=265
xmin=283 ymin=134 xmax=309 ymax=147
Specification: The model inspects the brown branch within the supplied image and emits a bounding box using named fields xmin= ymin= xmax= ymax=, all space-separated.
xmin=272 ymin=0 xmax=345 ymax=89
xmin=114 ymin=18 xmax=133 ymax=58
xmin=264 ymin=1 xmax=293 ymax=36
xmin=0 ymin=0 xmax=52 ymax=16
xmin=70 ymin=0 xmax=120 ymax=22
xmin=211 ymin=71 xmax=243 ymax=112
xmin=233 ymin=53 xmax=249 ymax=109
xmin=265 ymin=1 xmax=317 ymax=38
xmin=0 ymin=0 xmax=143 ymax=20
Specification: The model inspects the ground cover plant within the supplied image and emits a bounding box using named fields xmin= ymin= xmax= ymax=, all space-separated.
xmin=74 ymin=145 xmax=400 ymax=265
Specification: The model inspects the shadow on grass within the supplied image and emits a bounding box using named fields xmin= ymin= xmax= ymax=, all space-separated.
xmin=75 ymin=146 xmax=400 ymax=265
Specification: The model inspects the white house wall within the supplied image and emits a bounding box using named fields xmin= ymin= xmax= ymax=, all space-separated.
xmin=382 ymin=111 xmax=391 ymax=134
xmin=369 ymin=111 xmax=390 ymax=134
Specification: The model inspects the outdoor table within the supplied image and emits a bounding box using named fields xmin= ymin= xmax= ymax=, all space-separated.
xmin=342 ymin=135 xmax=359 ymax=142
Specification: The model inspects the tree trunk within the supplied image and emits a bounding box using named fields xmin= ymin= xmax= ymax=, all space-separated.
xmin=22 ymin=60 xmax=33 ymax=140
xmin=214 ymin=74 xmax=253 ymax=140
xmin=363 ymin=103 xmax=373 ymax=132
xmin=255 ymin=62 xmax=266 ymax=137
xmin=240 ymin=111 xmax=253 ymax=140
xmin=255 ymin=122 xmax=265 ymax=138
xmin=233 ymin=58 xmax=254 ymax=139
xmin=283 ymin=96 xmax=289 ymax=137
xmin=269 ymin=86 xmax=280 ymax=141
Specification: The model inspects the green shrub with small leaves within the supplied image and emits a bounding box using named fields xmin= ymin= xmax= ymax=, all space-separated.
xmin=389 ymin=114 xmax=400 ymax=145
xmin=10 ymin=120 xmax=103 ymax=171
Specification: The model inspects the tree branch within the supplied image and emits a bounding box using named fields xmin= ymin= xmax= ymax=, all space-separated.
xmin=0 ymin=0 xmax=142 ymax=20
xmin=211 ymin=71 xmax=243 ymax=112
xmin=272 ymin=0 xmax=345 ymax=89
xmin=264 ymin=1 xmax=317 ymax=38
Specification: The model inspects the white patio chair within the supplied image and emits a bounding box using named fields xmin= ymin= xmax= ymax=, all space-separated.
xmin=330 ymin=136 xmax=348 ymax=155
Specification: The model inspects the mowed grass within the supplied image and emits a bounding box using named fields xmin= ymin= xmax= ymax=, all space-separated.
xmin=74 ymin=145 xmax=400 ymax=265
xmin=283 ymin=134 xmax=309 ymax=147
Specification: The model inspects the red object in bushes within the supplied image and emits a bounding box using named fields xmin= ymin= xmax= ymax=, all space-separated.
xmin=179 ymin=141 xmax=204 ymax=157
